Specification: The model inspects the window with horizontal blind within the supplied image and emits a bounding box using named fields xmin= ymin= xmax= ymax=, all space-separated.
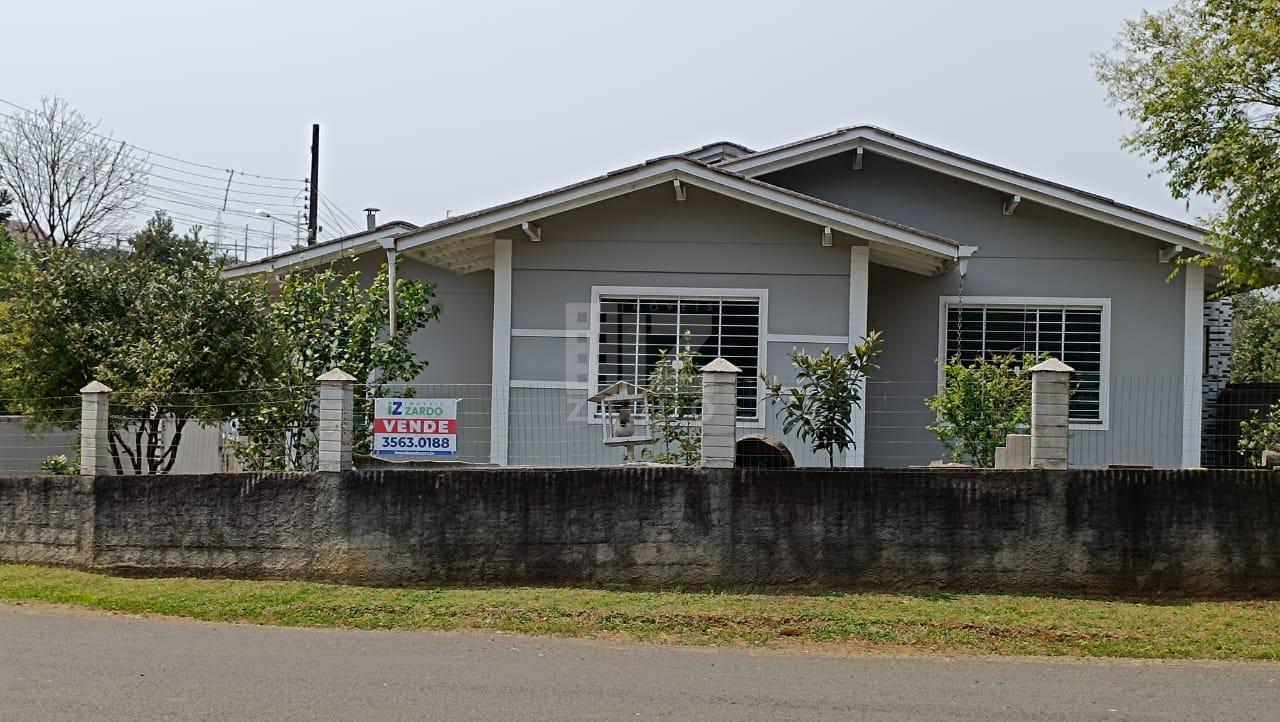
xmin=941 ymin=298 xmax=1108 ymax=423
xmin=594 ymin=289 xmax=763 ymax=420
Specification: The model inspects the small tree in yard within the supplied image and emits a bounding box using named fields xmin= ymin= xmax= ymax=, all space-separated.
xmin=642 ymin=331 xmax=702 ymax=465
xmin=762 ymin=332 xmax=882 ymax=467
xmin=0 ymin=221 xmax=274 ymax=474
xmin=925 ymin=354 xmax=1041 ymax=468
xmin=232 ymin=263 xmax=443 ymax=470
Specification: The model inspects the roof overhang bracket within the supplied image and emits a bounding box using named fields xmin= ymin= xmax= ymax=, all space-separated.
xmin=821 ymin=227 xmax=833 ymax=247
xmin=521 ymin=222 xmax=541 ymax=242
xmin=852 ymin=146 xmax=864 ymax=170
xmin=956 ymin=245 xmax=979 ymax=278
xmin=1159 ymin=243 xmax=1183 ymax=263
xmin=673 ymin=179 xmax=687 ymax=202
xmin=1002 ymin=195 xmax=1022 ymax=216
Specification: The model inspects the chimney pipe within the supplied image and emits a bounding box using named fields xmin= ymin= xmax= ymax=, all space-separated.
xmin=363 ymin=207 xmax=381 ymax=231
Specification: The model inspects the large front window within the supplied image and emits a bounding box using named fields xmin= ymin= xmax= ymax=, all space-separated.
xmin=594 ymin=289 xmax=763 ymax=419
xmin=942 ymin=298 xmax=1108 ymax=423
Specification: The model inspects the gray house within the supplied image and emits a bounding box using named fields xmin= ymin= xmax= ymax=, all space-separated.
xmin=227 ymin=125 xmax=1220 ymax=468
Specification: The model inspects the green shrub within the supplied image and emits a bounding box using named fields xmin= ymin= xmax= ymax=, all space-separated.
xmin=1239 ymin=402 xmax=1280 ymax=466
xmin=925 ymin=354 xmax=1040 ymax=468
xmin=39 ymin=454 xmax=76 ymax=475
xmin=762 ymin=332 xmax=882 ymax=467
xmin=642 ymin=331 xmax=702 ymax=466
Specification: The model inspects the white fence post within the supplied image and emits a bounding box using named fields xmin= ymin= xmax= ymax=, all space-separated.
xmin=317 ymin=368 xmax=355 ymax=472
xmin=700 ymin=358 xmax=740 ymax=469
xmin=79 ymin=381 xmax=112 ymax=476
xmin=1030 ymin=358 xmax=1073 ymax=470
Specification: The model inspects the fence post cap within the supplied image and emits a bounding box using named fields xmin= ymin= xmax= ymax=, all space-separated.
xmin=1029 ymin=357 xmax=1074 ymax=374
xmin=79 ymin=380 xmax=112 ymax=394
xmin=700 ymin=358 xmax=742 ymax=374
xmin=317 ymin=368 xmax=357 ymax=383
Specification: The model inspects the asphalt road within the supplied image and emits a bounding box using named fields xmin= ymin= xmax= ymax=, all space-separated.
xmin=1 ymin=605 xmax=1277 ymax=721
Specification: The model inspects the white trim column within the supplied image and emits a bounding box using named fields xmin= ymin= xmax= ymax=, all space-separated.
xmin=1181 ymin=264 xmax=1205 ymax=468
xmin=847 ymin=244 xmax=870 ymax=467
xmin=490 ymin=238 xmax=513 ymax=465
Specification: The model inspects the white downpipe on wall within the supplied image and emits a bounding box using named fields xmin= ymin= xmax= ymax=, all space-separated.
xmin=490 ymin=238 xmax=513 ymax=465
xmin=379 ymin=238 xmax=398 ymax=336
xmin=1181 ymin=264 xmax=1205 ymax=468
xmin=847 ymin=245 xmax=870 ymax=468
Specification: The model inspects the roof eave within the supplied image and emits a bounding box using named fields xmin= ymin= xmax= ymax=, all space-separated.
xmin=721 ymin=126 xmax=1211 ymax=252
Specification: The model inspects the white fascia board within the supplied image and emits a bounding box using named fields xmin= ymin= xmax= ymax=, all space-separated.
xmin=221 ymin=223 xmax=416 ymax=279
xmin=394 ymin=158 xmax=959 ymax=264
xmin=222 ymin=238 xmax=380 ymax=278
xmin=722 ymin=129 xmax=1210 ymax=252
xmin=396 ymin=160 xmax=688 ymax=252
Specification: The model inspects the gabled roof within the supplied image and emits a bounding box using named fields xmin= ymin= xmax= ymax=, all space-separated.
xmin=720 ymin=125 xmax=1211 ymax=253
xmin=222 ymin=220 xmax=417 ymax=278
xmin=391 ymin=154 xmax=964 ymax=276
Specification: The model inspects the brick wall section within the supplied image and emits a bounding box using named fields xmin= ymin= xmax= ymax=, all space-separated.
xmin=2 ymin=468 xmax=1280 ymax=596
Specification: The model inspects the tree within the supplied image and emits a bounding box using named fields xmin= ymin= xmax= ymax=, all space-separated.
xmin=1096 ymin=1 xmax=1280 ymax=289
xmin=232 ymin=263 xmax=443 ymax=470
xmin=641 ymin=331 xmax=702 ymax=466
xmin=0 ymin=238 xmax=274 ymax=474
xmin=0 ymin=96 xmax=149 ymax=247
xmin=1230 ymin=291 xmax=1280 ymax=382
xmin=925 ymin=354 xmax=1039 ymax=468
xmin=130 ymin=211 xmax=210 ymax=267
xmin=762 ymin=333 xmax=882 ymax=467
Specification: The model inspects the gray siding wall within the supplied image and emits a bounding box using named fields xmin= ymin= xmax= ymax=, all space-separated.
xmin=503 ymin=184 xmax=855 ymax=466
xmin=764 ymin=152 xmax=1191 ymax=467
xmin=346 ymin=253 xmax=494 ymax=385
xmin=333 ymin=253 xmax=495 ymax=463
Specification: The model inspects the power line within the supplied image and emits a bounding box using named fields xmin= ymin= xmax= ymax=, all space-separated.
xmin=319 ymin=190 xmax=359 ymax=228
xmin=0 ymin=97 xmax=305 ymax=183
xmin=0 ymin=96 xmax=321 ymax=262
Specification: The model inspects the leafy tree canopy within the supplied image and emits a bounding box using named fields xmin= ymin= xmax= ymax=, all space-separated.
xmin=232 ymin=262 xmax=444 ymax=470
xmin=0 ymin=238 xmax=275 ymax=473
xmin=129 ymin=211 xmax=211 ymax=267
xmin=1231 ymin=291 xmax=1280 ymax=382
xmin=1096 ymin=0 xmax=1280 ymax=288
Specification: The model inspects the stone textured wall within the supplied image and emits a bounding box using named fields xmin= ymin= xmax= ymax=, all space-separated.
xmin=2 ymin=468 xmax=1279 ymax=596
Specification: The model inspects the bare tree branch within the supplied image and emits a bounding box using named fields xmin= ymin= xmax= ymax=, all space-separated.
xmin=0 ymin=96 xmax=149 ymax=247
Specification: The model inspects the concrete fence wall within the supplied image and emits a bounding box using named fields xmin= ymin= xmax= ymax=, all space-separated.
xmin=2 ymin=467 xmax=1279 ymax=596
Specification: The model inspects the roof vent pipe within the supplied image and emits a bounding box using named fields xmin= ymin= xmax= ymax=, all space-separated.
xmin=363 ymin=207 xmax=381 ymax=231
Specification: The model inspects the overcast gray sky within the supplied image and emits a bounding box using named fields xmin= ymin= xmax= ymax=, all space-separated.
xmin=5 ymin=0 xmax=1197 ymax=256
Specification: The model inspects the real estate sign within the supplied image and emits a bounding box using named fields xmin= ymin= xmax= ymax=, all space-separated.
xmin=373 ymin=398 xmax=459 ymax=458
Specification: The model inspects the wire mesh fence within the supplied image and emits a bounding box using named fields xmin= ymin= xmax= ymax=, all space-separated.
xmin=1 ymin=374 xmax=1278 ymax=475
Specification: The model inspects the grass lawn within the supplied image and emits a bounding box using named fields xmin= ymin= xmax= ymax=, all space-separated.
xmin=2 ymin=563 xmax=1278 ymax=660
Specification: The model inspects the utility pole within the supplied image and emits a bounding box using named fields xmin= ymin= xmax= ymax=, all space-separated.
xmin=307 ymin=123 xmax=319 ymax=245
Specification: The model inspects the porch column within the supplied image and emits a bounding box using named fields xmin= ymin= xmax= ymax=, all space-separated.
xmin=490 ymin=238 xmax=513 ymax=465
xmin=846 ymin=244 xmax=870 ymax=467
xmin=1181 ymin=264 xmax=1205 ymax=468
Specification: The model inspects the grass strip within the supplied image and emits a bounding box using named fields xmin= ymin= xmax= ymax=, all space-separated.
xmin=1 ymin=564 xmax=1277 ymax=660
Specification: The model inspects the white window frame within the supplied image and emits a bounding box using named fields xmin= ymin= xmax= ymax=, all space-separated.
xmin=588 ymin=285 xmax=769 ymax=428
xmin=935 ymin=296 xmax=1112 ymax=431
